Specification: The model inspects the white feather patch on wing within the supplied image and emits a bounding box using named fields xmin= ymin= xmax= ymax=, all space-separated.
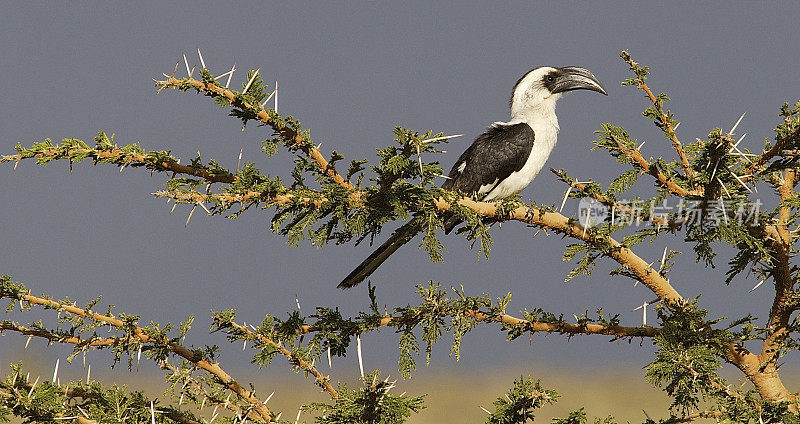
xmin=477 ymin=178 xmax=499 ymax=197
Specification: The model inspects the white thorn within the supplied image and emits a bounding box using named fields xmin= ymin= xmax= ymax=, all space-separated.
xmin=437 ymin=173 xmax=453 ymax=180
xmin=25 ymin=335 xmax=32 ymax=349
xmin=52 ymin=358 xmax=60 ymax=383
xmin=710 ymin=159 xmax=720 ymax=181
xmin=730 ymin=112 xmax=746 ymax=134
xmin=186 ymin=205 xmax=197 ymax=227
xmin=197 ymin=48 xmax=206 ymax=69
xmin=237 ymin=148 xmax=244 ymax=172
xmin=151 ymin=401 xmax=156 ymax=424
xmin=200 ymin=202 xmax=211 ymax=214
xmin=717 ymin=177 xmax=732 ymax=198
xmin=86 ymin=364 xmax=91 ymax=384
xmin=673 ymin=122 xmax=680 ymax=130
xmin=731 ymin=133 xmax=748 ymax=149
xmin=659 ymin=246 xmax=668 ymax=272
xmin=750 ymin=278 xmax=766 ymax=292
xmin=264 ymin=391 xmax=275 ymax=404
xmin=295 ymin=295 xmax=302 ymax=314
xmin=559 ymin=186 xmax=573 ymax=212
xmin=226 ymin=63 xmax=236 ymax=88
xmin=76 ymin=405 xmax=90 ymax=419
xmin=261 ymin=90 xmax=276 ymax=108
xmin=357 ymin=334 xmax=364 ymax=378
xmin=170 ymin=203 xmax=178 ymax=215
xmin=637 ymin=141 xmax=646 ymax=151
xmin=242 ymin=68 xmax=260 ymax=94
xmin=179 ymin=392 xmax=184 ymax=407
xmin=201 ymin=397 xmax=206 ymax=410
xmin=209 ymin=412 xmax=218 ymax=424
xmin=14 ymin=160 xmax=19 ymax=170
xmin=243 ymin=339 xmax=247 ymax=351
xmin=728 ymin=167 xmax=753 ymax=193
xmin=416 ymin=142 xmax=424 ymax=176
xmin=420 ymin=134 xmax=464 ymax=144
xmin=643 ymin=302 xmax=647 ymax=326
xmin=294 ymin=408 xmax=302 ymax=424
xmin=327 ymin=346 xmax=332 ymax=369
xmin=729 ymin=134 xmax=753 ymax=164
xmin=276 ymin=412 xmax=282 ymax=421
xmin=274 ymin=80 xmax=278 ymax=113
xmin=215 ymin=66 xmax=237 ymax=81
xmin=480 ymin=406 xmax=492 ymax=414
xmin=572 ymin=314 xmax=579 ymax=323
xmin=28 ymin=376 xmax=39 ymax=399
xmin=183 ymin=54 xmax=192 ymax=78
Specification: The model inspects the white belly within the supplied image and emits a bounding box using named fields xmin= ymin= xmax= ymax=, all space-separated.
xmin=482 ymin=121 xmax=559 ymax=201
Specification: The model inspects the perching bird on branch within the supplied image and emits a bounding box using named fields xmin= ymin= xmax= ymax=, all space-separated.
xmin=339 ymin=66 xmax=607 ymax=289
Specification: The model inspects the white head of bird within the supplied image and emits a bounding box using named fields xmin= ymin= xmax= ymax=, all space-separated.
xmin=509 ymin=66 xmax=607 ymax=126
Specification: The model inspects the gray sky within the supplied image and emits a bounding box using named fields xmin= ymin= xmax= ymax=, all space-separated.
xmin=1 ymin=0 xmax=798 ymax=401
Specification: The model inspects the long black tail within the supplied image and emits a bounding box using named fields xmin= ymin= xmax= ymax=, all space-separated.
xmin=338 ymin=218 xmax=424 ymax=289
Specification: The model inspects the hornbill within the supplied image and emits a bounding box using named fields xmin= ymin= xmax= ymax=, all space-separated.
xmin=338 ymin=66 xmax=607 ymax=289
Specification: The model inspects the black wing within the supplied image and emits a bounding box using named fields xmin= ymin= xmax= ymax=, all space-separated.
xmin=442 ymin=122 xmax=534 ymax=198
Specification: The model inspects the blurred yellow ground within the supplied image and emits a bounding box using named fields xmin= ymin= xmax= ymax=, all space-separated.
xmin=7 ymin=352 xmax=788 ymax=423
xmin=241 ymin=367 xmax=691 ymax=423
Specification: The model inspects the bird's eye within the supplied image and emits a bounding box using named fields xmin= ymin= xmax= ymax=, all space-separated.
xmin=546 ymin=75 xmax=555 ymax=82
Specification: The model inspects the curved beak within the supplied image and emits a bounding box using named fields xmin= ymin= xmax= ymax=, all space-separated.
xmin=552 ymin=67 xmax=607 ymax=96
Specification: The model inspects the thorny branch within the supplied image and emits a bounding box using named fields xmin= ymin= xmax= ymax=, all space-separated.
xmin=222 ymin=319 xmax=340 ymax=398
xmin=154 ymin=75 xmax=355 ymax=192
xmin=6 ymin=290 xmax=275 ymax=423
xmin=621 ymin=51 xmax=697 ymax=187
xmin=297 ymin=310 xmax=659 ymax=339
xmin=1 ymin=143 xmax=234 ymax=184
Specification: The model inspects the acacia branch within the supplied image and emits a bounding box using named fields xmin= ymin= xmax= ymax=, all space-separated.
xmin=661 ymin=411 xmax=723 ymax=424
xmin=1 ymin=146 xmax=235 ymax=184
xmin=640 ymin=83 xmax=695 ymax=183
xmin=223 ymin=320 xmax=339 ymax=398
xmin=153 ymin=188 xmax=326 ymax=209
xmin=751 ymin=126 xmax=800 ymax=172
xmin=155 ymin=75 xmax=355 ymax=191
xmin=607 ymin=131 xmax=699 ymax=198
xmin=551 ymin=170 xmax=681 ymax=231
xmin=736 ymin=168 xmax=800 ymax=410
xmin=0 ymin=321 xmax=118 ymax=347
xmin=11 ymin=292 xmax=275 ymax=423
xmin=299 ymin=311 xmax=659 ymax=339
xmin=621 ymin=51 xmax=696 ymax=187
xmin=435 ymin=198 xmax=685 ymax=304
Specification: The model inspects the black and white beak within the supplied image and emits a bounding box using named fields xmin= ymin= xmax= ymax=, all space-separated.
xmin=551 ymin=67 xmax=607 ymax=96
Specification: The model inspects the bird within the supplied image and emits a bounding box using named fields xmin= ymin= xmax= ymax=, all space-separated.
xmin=338 ymin=66 xmax=607 ymax=289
